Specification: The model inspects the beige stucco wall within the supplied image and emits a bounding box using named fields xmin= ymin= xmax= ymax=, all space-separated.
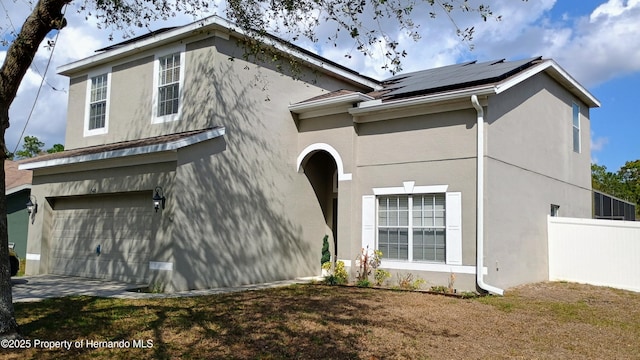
xmin=354 ymin=111 xmax=478 ymax=289
xmin=64 ymin=33 xmax=365 ymax=150
xmin=37 ymin=31 xmax=371 ymax=291
xmin=25 ymin=157 xmax=175 ymax=280
xmin=483 ymin=72 xmax=593 ymax=289
xmin=296 ymin=108 xmax=480 ymax=290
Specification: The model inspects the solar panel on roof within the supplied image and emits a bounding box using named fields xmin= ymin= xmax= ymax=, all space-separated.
xmin=382 ymin=57 xmax=541 ymax=98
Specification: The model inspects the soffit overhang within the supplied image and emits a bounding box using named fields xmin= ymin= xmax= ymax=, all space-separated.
xmin=290 ymin=59 xmax=600 ymax=123
xmin=19 ymin=127 xmax=225 ymax=173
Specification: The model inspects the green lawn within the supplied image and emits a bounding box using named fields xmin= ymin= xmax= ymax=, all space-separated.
xmin=2 ymin=282 xmax=639 ymax=359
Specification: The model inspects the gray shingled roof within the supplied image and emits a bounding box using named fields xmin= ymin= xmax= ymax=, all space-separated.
xmin=381 ymin=57 xmax=542 ymax=99
xmin=19 ymin=127 xmax=220 ymax=165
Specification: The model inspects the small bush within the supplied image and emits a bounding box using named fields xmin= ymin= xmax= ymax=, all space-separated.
xmin=374 ymin=269 xmax=391 ymax=286
xmin=397 ymin=273 xmax=425 ymax=290
xmin=430 ymin=285 xmax=448 ymax=293
xmin=323 ymin=260 xmax=348 ymax=285
xmin=356 ymin=279 xmax=371 ymax=288
xmin=322 ymin=261 xmax=332 ymax=272
xmin=321 ymin=235 xmax=330 ymax=266
xmin=355 ymin=246 xmax=383 ymax=283
xmin=460 ymin=291 xmax=479 ymax=299
xmin=324 ymin=274 xmax=339 ymax=285
xmin=334 ymin=261 xmax=349 ymax=284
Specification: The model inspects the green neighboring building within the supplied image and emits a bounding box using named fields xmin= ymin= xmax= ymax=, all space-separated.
xmin=5 ymin=160 xmax=32 ymax=259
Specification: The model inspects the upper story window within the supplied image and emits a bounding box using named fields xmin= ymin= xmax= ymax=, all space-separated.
xmin=152 ymin=46 xmax=185 ymax=123
xmin=84 ymin=71 xmax=111 ymax=137
xmin=572 ymin=103 xmax=581 ymax=153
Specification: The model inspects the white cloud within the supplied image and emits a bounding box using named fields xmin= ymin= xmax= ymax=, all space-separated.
xmin=455 ymin=0 xmax=640 ymax=88
xmin=590 ymin=0 xmax=640 ymax=20
xmin=558 ymin=1 xmax=640 ymax=87
xmin=3 ymin=0 xmax=640 ymax=152
xmin=590 ymin=131 xmax=610 ymax=164
xmin=591 ymin=132 xmax=609 ymax=152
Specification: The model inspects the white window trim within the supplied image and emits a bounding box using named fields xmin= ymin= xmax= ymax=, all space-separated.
xmin=372 ymin=182 xmax=448 ymax=195
xmin=363 ymin=182 xmax=464 ymax=273
xmin=84 ymin=68 xmax=112 ymax=137
xmin=572 ymin=102 xmax=581 ymax=153
xmin=152 ymin=44 xmax=186 ymax=124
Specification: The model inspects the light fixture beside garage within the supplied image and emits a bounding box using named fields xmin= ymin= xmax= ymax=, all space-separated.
xmin=26 ymin=195 xmax=38 ymax=224
xmin=153 ymin=186 xmax=166 ymax=212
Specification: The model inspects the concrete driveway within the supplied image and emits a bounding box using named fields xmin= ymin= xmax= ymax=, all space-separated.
xmin=11 ymin=275 xmax=144 ymax=302
xmin=11 ymin=274 xmax=316 ymax=303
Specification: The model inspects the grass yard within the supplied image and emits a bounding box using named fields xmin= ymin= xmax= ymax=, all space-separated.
xmin=2 ymin=282 xmax=639 ymax=359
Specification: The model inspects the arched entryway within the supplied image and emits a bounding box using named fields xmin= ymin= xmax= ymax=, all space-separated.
xmin=297 ymin=143 xmax=349 ymax=264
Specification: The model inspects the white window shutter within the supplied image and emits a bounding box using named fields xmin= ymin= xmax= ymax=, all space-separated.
xmin=361 ymin=195 xmax=376 ymax=251
xmin=445 ymin=192 xmax=462 ymax=265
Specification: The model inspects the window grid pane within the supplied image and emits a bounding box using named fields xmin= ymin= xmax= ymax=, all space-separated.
xmin=89 ymin=74 xmax=107 ymax=130
xmin=157 ymin=53 xmax=181 ymax=116
xmin=378 ymin=196 xmax=409 ymax=260
xmin=378 ymin=194 xmax=446 ymax=263
xmin=89 ymin=102 xmax=106 ymax=130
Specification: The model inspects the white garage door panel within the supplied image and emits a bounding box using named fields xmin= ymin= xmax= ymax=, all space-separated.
xmin=50 ymin=193 xmax=156 ymax=283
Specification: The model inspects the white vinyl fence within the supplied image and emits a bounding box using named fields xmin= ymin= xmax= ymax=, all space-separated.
xmin=548 ymin=216 xmax=640 ymax=292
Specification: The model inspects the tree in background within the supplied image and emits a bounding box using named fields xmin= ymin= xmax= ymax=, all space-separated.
xmin=591 ymin=164 xmax=623 ymax=196
xmin=8 ymin=136 xmax=64 ymax=159
xmin=592 ymin=162 xmax=640 ymax=218
xmin=46 ymin=143 xmax=65 ymax=154
xmin=14 ymin=136 xmax=44 ymax=159
xmin=0 ymin=0 xmax=524 ymax=338
xmin=619 ymin=160 xmax=640 ymax=209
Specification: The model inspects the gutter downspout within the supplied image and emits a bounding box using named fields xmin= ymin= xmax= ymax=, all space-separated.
xmin=472 ymin=94 xmax=504 ymax=296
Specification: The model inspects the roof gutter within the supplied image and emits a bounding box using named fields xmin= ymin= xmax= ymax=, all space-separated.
xmin=349 ymin=85 xmax=496 ymax=117
xmin=288 ymin=92 xmax=374 ymax=113
xmin=471 ymin=94 xmax=504 ymax=296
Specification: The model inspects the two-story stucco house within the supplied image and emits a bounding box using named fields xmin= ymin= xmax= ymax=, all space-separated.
xmin=21 ymin=16 xmax=599 ymax=294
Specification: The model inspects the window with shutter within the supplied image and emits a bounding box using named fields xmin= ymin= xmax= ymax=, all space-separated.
xmin=363 ymin=188 xmax=462 ymax=265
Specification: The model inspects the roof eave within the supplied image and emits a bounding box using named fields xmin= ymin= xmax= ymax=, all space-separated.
xmin=6 ymin=184 xmax=32 ymax=196
xmin=349 ymin=85 xmax=497 ymax=117
xmin=496 ymin=60 xmax=601 ymax=108
xmin=57 ymin=16 xmax=381 ymax=91
xmin=288 ymin=92 xmax=375 ymax=114
xmin=18 ymin=127 xmax=226 ymax=171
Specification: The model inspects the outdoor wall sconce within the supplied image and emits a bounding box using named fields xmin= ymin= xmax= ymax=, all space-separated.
xmin=26 ymin=195 xmax=38 ymax=224
xmin=153 ymin=186 xmax=166 ymax=212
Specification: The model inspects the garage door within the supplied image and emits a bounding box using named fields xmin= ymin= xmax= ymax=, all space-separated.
xmin=50 ymin=192 xmax=158 ymax=283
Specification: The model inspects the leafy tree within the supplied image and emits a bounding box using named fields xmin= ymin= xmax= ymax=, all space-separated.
xmin=619 ymin=160 xmax=640 ymax=211
xmin=592 ymin=162 xmax=640 ymax=219
xmin=591 ymin=164 xmax=623 ymax=197
xmin=46 ymin=143 xmax=65 ymax=154
xmin=15 ymin=136 xmax=45 ymax=159
xmin=0 ymin=0 xmax=523 ymax=338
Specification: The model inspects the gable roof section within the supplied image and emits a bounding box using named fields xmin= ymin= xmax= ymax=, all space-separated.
xmin=381 ymin=57 xmax=541 ymax=100
xmin=291 ymin=57 xmax=599 ymax=119
xmin=19 ymin=127 xmax=225 ymax=171
xmin=58 ymin=16 xmax=381 ymax=92
xmin=5 ymin=160 xmax=32 ymax=195
xmin=354 ymin=59 xmax=599 ymax=119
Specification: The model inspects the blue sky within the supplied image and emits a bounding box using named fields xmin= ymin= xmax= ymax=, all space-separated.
xmin=1 ymin=0 xmax=639 ymax=171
